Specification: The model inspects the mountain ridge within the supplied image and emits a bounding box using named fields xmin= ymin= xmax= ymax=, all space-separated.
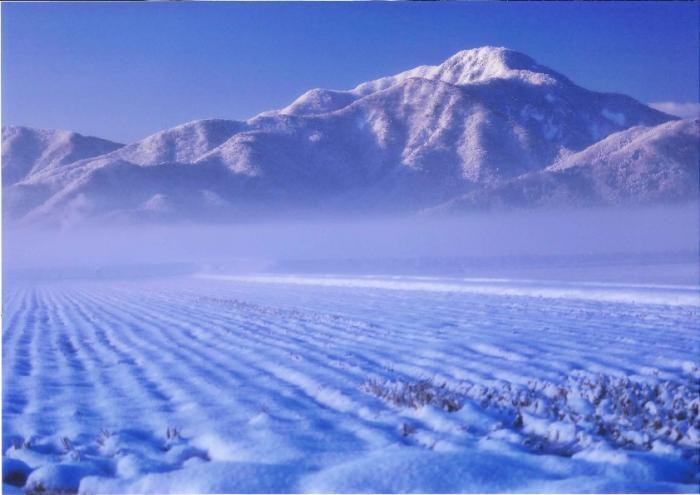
xmin=3 ymin=46 xmax=694 ymax=226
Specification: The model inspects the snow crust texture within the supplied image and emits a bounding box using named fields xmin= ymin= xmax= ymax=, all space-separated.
xmin=3 ymin=275 xmax=699 ymax=493
xmin=2 ymin=47 xmax=695 ymax=226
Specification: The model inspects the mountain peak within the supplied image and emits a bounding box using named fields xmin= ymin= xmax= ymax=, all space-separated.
xmin=348 ymin=46 xmax=568 ymax=101
xmin=445 ymin=45 xmax=520 ymax=63
xmin=436 ymin=46 xmax=565 ymax=86
xmin=444 ymin=46 xmax=535 ymax=72
xmin=277 ymin=46 xmax=571 ymax=118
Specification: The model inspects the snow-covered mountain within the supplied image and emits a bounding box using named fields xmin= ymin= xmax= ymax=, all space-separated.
xmin=3 ymin=46 xmax=694 ymax=226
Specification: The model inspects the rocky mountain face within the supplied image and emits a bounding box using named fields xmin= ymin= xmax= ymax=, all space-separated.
xmin=2 ymin=46 xmax=696 ymax=226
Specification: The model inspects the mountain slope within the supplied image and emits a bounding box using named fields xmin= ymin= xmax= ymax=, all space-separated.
xmin=426 ymin=119 xmax=700 ymax=212
xmin=3 ymin=46 xmax=688 ymax=226
xmin=1 ymin=126 xmax=123 ymax=186
xmin=101 ymin=119 xmax=247 ymax=167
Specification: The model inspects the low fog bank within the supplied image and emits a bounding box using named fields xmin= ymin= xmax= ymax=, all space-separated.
xmin=4 ymin=205 xmax=699 ymax=284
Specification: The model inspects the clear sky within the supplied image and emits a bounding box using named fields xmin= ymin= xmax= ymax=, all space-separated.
xmin=2 ymin=1 xmax=698 ymax=144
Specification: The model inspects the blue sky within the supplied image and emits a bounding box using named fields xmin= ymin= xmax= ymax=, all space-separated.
xmin=2 ymin=2 xmax=698 ymax=143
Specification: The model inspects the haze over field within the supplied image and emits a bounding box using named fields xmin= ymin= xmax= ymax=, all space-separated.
xmin=3 ymin=206 xmax=699 ymax=286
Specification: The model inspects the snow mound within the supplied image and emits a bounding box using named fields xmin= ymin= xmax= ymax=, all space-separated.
xmin=362 ymin=371 xmax=700 ymax=462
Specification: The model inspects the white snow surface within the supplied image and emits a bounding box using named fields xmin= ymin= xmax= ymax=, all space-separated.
xmin=3 ymin=273 xmax=699 ymax=493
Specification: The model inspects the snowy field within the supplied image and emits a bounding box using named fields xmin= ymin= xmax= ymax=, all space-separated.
xmin=2 ymin=272 xmax=699 ymax=493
